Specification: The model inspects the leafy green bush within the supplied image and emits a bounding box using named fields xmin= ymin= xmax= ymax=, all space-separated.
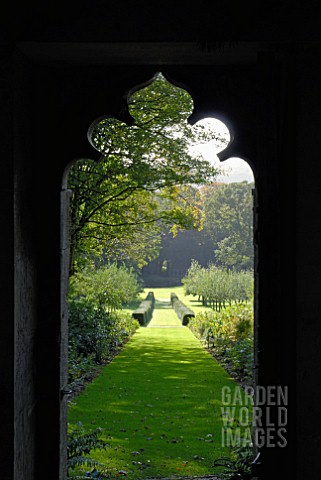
xmin=223 ymin=338 xmax=254 ymax=384
xmin=69 ymin=263 xmax=142 ymax=312
xmin=212 ymin=445 xmax=256 ymax=479
xmin=188 ymin=304 xmax=254 ymax=385
xmin=67 ymin=263 xmax=141 ymax=386
xmin=68 ymin=300 xmax=110 ymax=363
xmin=67 ymin=422 xmax=110 ymax=479
xmin=68 ymin=299 xmax=139 ymax=384
xmin=186 ymin=310 xmax=211 ymax=339
xmin=68 ymin=345 xmax=98 ymax=384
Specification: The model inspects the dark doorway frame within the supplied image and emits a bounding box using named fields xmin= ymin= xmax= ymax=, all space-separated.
xmin=11 ymin=42 xmax=295 ymax=480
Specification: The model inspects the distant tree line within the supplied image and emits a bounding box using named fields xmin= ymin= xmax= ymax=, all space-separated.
xmin=182 ymin=260 xmax=253 ymax=311
xmin=142 ymin=181 xmax=254 ymax=283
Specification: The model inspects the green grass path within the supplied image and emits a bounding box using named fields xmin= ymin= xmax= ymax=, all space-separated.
xmin=68 ymin=298 xmax=250 ymax=479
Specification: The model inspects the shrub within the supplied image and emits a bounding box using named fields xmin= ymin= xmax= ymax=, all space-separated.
xmin=225 ymin=338 xmax=254 ymax=382
xmin=67 ymin=263 xmax=141 ymax=388
xmin=132 ymin=292 xmax=155 ymax=325
xmin=68 ymin=298 xmax=139 ymax=384
xmin=67 ymin=422 xmax=110 ymax=479
xmin=212 ymin=445 xmax=256 ymax=479
xmin=187 ymin=311 xmax=212 ymax=339
xmin=69 ymin=263 xmax=142 ymax=312
xmin=68 ymin=345 xmax=98 ymax=384
xmin=188 ymin=304 xmax=254 ymax=385
xmin=171 ymin=293 xmax=195 ymax=325
xmin=170 ymin=292 xmax=178 ymax=305
xmin=145 ymin=291 xmax=155 ymax=307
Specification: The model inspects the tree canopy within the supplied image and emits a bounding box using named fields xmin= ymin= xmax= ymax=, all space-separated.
xmin=201 ymin=181 xmax=254 ymax=270
xmin=68 ymin=73 xmax=226 ymax=273
xmin=141 ymin=180 xmax=254 ymax=282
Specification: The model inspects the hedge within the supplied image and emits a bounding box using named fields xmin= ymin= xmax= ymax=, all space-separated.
xmin=132 ymin=292 xmax=155 ymax=325
xmin=145 ymin=291 xmax=155 ymax=307
xmin=170 ymin=293 xmax=195 ymax=326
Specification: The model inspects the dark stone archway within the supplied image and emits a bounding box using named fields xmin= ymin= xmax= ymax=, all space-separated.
xmin=2 ymin=4 xmax=321 ymax=479
xmin=10 ymin=43 xmax=293 ymax=480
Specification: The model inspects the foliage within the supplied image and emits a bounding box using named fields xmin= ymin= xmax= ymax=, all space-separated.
xmin=67 ymin=422 xmax=110 ymax=479
xmin=132 ymin=292 xmax=155 ymax=325
xmin=189 ymin=304 xmax=253 ymax=344
xmin=68 ymin=298 xmax=140 ymax=372
xmin=212 ymin=445 xmax=256 ymax=479
xmin=188 ymin=304 xmax=254 ymax=385
xmin=225 ymin=338 xmax=254 ymax=382
xmin=201 ymin=181 xmax=254 ymax=270
xmin=67 ymin=263 xmax=141 ymax=386
xmin=68 ymin=345 xmax=99 ymax=385
xmin=68 ymin=73 xmax=224 ymax=273
xmin=141 ymin=181 xmax=254 ymax=283
xmin=182 ymin=261 xmax=253 ymax=311
xmin=170 ymin=292 xmax=195 ymax=325
xmin=69 ymin=263 xmax=142 ymax=312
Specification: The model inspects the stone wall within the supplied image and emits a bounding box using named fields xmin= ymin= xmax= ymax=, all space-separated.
xmin=1 ymin=4 xmax=321 ymax=479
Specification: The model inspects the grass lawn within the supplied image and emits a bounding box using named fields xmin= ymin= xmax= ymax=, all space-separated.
xmin=68 ymin=294 xmax=252 ymax=479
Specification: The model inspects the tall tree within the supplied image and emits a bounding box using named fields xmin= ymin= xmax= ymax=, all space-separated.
xmin=202 ymin=181 xmax=254 ymax=270
xmin=68 ymin=73 xmax=226 ymax=273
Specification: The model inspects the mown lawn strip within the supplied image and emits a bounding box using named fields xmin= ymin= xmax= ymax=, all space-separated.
xmin=68 ymin=297 xmax=251 ymax=479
